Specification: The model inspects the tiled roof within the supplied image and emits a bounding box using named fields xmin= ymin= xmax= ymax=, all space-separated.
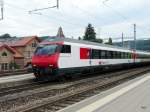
xmin=10 ymin=36 xmax=41 ymax=47
xmin=0 ymin=44 xmax=23 ymax=58
xmin=0 ymin=44 xmax=14 ymax=53
xmin=8 ymin=47 xmax=24 ymax=58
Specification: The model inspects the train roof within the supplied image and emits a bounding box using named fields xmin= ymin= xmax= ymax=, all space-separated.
xmin=43 ymin=37 xmax=150 ymax=55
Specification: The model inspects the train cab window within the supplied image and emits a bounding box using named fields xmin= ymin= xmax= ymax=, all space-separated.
xmin=61 ymin=45 xmax=71 ymax=53
xmin=34 ymin=44 xmax=58 ymax=55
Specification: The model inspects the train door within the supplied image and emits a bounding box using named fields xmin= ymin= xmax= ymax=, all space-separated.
xmin=132 ymin=50 xmax=136 ymax=63
xmin=80 ymin=48 xmax=91 ymax=66
xmin=89 ymin=49 xmax=92 ymax=66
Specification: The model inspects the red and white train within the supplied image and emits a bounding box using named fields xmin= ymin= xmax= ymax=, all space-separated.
xmin=31 ymin=37 xmax=150 ymax=80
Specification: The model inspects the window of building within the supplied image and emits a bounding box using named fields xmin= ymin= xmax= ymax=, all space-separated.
xmin=2 ymin=52 xmax=7 ymax=57
xmin=61 ymin=45 xmax=71 ymax=53
xmin=1 ymin=63 xmax=8 ymax=70
xmin=28 ymin=51 xmax=31 ymax=58
xmin=32 ymin=42 xmax=37 ymax=47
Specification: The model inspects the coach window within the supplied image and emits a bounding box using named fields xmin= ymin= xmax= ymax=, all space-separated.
xmin=114 ymin=51 xmax=118 ymax=59
xmin=115 ymin=52 xmax=118 ymax=59
xmin=101 ymin=50 xmax=106 ymax=59
xmin=117 ymin=52 xmax=121 ymax=59
xmin=61 ymin=45 xmax=71 ymax=53
xmin=92 ymin=49 xmax=100 ymax=59
xmin=123 ymin=52 xmax=126 ymax=58
xmin=128 ymin=53 xmax=131 ymax=59
xmin=106 ymin=51 xmax=112 ymax=59
xmin=112 ymin=51 xmax=115 ymax=59
xmin=109 ymin=51 xmax=113 ymax=59
xmin=121 ymin=52 xmax=124 ymax=59
xmin=125 ymin=53 xmax=128 ymax=59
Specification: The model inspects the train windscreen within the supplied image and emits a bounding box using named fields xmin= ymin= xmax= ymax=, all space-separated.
xmin=34 ymin=44 xmax=58 ymax=55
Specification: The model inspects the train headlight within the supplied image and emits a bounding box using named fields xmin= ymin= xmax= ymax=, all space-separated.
xmin=49 ymin=65 xmax=53 ymax=67
xmin=33 ymin=64 xmax=36 ymax=67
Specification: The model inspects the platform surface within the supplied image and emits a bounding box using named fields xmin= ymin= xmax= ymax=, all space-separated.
xmin=0 ymin=73 xmax=34 ymax=84
xmin=58 ymin=72 xmax=150 ymax=112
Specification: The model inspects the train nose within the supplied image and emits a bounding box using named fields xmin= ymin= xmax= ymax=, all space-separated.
xmin=32 ymin=56 xmax=49 ymax=67
xmin=32 ymin=54 xmax=59 ymax=68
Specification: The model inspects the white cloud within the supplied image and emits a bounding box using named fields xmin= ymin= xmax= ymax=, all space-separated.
xmin=0 ymin=0 xmax=149 ymax=40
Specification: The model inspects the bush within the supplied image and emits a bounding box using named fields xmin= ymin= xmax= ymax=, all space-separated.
xmin=9 ymin=62 xmax=20 ymax=70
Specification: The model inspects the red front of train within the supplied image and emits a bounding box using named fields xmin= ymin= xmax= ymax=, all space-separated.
xmin=32 ymin=42 xmax=63 ymax=80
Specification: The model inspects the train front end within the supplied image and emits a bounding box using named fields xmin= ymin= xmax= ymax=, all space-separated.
xmin=32 ymin=43 xmax=61 ymax=80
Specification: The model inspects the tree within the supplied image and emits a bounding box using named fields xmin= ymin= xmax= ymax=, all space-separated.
xmin=93 ymin=38 xmax=103 ymax=43
xmin=83 ymin=23 xmax=96 ymax=41
xmin=83 ymin=23 xmax=103 ymax=43
xmin=0 ymin=33 xmax=11 ymax=38
xmin=78 ymin=36 xmax=82 ymax=40
xmin=9 ymin=62 xmax=20 ymax=70
xmin=105 ymin=37 xmax=113 ymax=45
xmin=0 ymin=33 xmax=17 ymax=39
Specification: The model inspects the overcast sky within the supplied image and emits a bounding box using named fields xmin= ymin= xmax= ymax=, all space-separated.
xmin=0 ymin=0 xmax=150 ymax=41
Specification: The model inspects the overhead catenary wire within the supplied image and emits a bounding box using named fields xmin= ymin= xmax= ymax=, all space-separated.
xmin=101 ymin=0 xmax=150 ymax=42
xmin=3 ymin=2 xmax=88 ymax=38
xmin=6 ymin=1 xmax=85 ymax=28
xmin=4 ymin=2 xmax=85 ymax=30
xmin=29 ymin=0 xmax=59 ymax=14
xmin=102 ymin=0 xmax=128 ymax=21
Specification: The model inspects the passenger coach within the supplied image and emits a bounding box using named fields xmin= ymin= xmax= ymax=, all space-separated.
xmin=32 ymin=37 xmax=150 ymax=80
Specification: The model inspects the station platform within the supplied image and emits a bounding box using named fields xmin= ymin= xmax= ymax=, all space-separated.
xmin=58 ymin=72 xmax=150 ymax=112
xmin=0 ymin=73 xmax=34 ymax=84
xmin=0 ymin=73 xmax=34 ymax=88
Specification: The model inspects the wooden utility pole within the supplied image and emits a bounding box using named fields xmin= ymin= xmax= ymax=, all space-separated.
xmin=122 ymin=32 xmax=124 ymax=47
xmin=0 ymin=0 xmax=3 ymax=20
xmin=134 ymin=24 xmax=136 ymax=50
xmin=57 ymin=0 xmax=59 ymax=9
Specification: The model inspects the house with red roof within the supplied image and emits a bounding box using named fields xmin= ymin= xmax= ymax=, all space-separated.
xmin=0 ymin=43 xmax=23 ymax=71
xmin=10 ymin=36 xmax=41 ymax=68
xmin=0 ymin=36 xmax=41 ymax=71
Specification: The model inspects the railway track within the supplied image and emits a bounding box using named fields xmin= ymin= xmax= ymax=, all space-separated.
xmin=0 ymin=66 xmax=149 ymax=112
xmin=0 ymin=69 xmax=30 ymax=77
xmin=0 ymin=66 xmax=134 ymax=97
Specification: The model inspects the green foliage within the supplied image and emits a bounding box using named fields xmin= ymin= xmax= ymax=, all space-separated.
xmin=78 ymin=36 xmax=82 ymax=40
xmin=91 ymin=38 xmax=103 ymax=43
xmin=9 ymin=62 xmax=20 ymax=70
xmin=0 ymin=33 xmax=17 ymax=39
xmin=83 ymin=24 xmax=103 ymax=43
xmin=105 ymin=38 xmax=113 ymax=45
xmin=0 ymin=33 xmax=11 ymax=38
xmin=83 ymin=23 xmax=96 ymax=41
